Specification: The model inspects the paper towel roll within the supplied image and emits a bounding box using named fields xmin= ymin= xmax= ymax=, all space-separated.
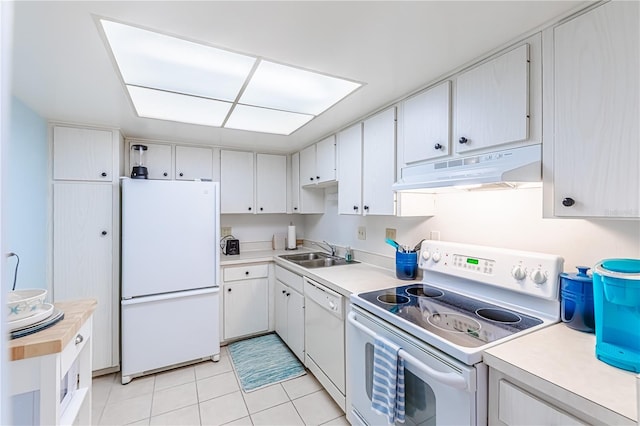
xmin=287 ymin=225 xmax=296 ymax=249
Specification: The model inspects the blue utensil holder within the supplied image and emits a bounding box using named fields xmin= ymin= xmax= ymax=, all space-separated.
xmin=396 ymin=251 xmax=417 ymax=280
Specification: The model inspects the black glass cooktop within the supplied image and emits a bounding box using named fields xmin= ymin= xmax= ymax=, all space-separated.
xmin=356 ymin=283 xmax=543 ymax=348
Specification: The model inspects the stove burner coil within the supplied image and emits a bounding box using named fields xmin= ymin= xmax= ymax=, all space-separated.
xmin=476 ymin=308 xmax=522 ymax=324
xmin=406 ymin=286 xmax=444 ymax=298
xmin=377 ymin=294 xmax=411 ymax=305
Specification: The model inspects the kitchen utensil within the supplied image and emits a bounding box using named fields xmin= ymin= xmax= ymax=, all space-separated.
xmin=130 ymin=144 xmax=148 ymax=179
xmin=7 ymin=288 xmax=47 ymax=321
xmin=593 ymin=258 xmax=640 ymax=372
xmin=385 ymin=238 xmax=401 ymax=251
xmin=413 ymin=239 xmax=426 ymax=253
xmin=560 ymin=266 xmax=594 ymax=332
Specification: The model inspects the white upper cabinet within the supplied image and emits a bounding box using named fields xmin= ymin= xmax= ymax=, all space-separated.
xmin=455 ymin=43 xmax=529 ymax=154
xmin=175 ymin=145 xmax=213 ymax=180
xmin=220 ymin=150 xmax=255 ymax=214
xmin=53 ymin=126 xmax=114 ymax=181
xmin=290 ymin=152 xmax=301 ymax=213
xmin=315 ymin=136 xmax=336 ymax=184
xmin=128 ymin=142 xmax=172 ymax=180
xmin=337 ymin=123 xmax=363 ymax=215
xmin=543 ymin=1 xmax=639 ymax=218
xmin=256 ymin=153 xmax=287 ymax=214
xmin=300 ymin=136 xmax=336 ymax=187
xmin=363 ymin=108 xmax=397 ymax=216
xmin=400 ymin=80 xmax=451 ymax=165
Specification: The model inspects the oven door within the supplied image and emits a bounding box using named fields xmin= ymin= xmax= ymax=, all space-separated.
xmin=347 ymin=306 xmax=481 ymax=426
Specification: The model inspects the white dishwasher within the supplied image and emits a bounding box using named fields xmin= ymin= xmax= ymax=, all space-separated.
xmin=304 ymin=277 xmax=346 ymax=411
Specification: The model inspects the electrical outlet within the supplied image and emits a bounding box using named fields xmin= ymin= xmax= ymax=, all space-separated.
xmin=221 ymin=227 xmax=232 ymax=237
xmin=385 ymin=228 xmax=397 ymax=241
xmin=430 ymin=230 xmax=440 ymax=241
xmin=357 ymin=226 xmax=366 ymax=240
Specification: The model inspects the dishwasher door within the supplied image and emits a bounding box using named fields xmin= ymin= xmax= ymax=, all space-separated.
xmin=304 ymin=278 xmax=345 ymax=399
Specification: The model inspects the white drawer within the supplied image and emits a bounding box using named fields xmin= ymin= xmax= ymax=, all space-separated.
xmin=61 ymin=316 xmax=92 ymax=375
xmin=275 ymin=265 xmax=304 ymax=294
xmin=224 ymin=264 xmax=269 ymax=282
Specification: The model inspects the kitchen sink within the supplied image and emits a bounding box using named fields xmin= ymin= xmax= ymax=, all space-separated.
xmin=279 ymin=252 xmax=359 ymax=268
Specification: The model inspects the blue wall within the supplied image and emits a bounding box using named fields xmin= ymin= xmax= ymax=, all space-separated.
xmin=6 ymin=97 xmax=47 ymax=290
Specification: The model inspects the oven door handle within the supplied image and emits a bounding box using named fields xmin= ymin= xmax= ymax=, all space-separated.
xmin=348 ymin=311 xmax=468 ymax=390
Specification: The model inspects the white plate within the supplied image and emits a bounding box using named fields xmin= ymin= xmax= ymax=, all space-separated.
xmin=7 ymin=303 xmax=54 ymax=331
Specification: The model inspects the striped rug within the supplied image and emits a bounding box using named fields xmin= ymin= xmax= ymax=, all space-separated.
xmin=228 ymin=333 xmax=306 ymax=392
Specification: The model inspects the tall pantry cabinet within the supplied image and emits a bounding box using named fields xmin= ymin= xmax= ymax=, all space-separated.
xmin=51 ymin=125 xmax=122 ymax=373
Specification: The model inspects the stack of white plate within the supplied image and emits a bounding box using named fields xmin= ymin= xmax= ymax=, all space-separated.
xmin=7 ymin=289 xmax=53 ymax=332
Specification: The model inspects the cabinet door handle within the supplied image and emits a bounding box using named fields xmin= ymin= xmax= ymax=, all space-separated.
xmin=562 ymin=197 xmax=575 ymax=207
xmin=163 ymin=172 xmax=168 ymax=177
xmin=248 ymin=207 xmax=252 ymax=211
xmin=260 ymin=207 xmax=264 ymax=211
xmin=282 ymin=290 xmax=287 ymax=294
xmin=434 ymin=143 xmax=443 ymax=150
xmin=363 ymin=205 xmax=369 ymax=211
xmin=294 ymin=207 xmax=298 ymax=211
xmin=310 ymin=177 xmax=314 ymax=181
xmin=75 ymin=334 xmax=84 ymax=345
xmin=101 ymin=172 xmax=107 ymax=177
xmin=316 ymin=176 xmax=320 ymax=180
xmin=286 ymin=292 xmax=290 ymax=297
xmin=353 ymin=205 xmax=359 ymax=211
xmin=101 ymin=230 xmax=108 ymax=236
xmin=458 ymin=136 xmax=469 ymax=144
xmin=245 ymin=271 xmax=249 ymax=275
xmin=227 ymin=288 xmax=232 ymax=292
xmin=179 ymin=172 xmax=184 ymax=177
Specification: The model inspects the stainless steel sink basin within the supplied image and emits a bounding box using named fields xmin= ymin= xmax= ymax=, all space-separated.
xmin=279 ymin=252 xmax=359 ymax=268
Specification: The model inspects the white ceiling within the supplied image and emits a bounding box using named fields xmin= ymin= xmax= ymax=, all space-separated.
xmin=10 ymin=1 xmax=586 ymax=154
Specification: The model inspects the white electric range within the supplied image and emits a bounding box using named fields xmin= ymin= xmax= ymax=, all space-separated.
xmin=347 ymin=241 xmax=564 ymax=426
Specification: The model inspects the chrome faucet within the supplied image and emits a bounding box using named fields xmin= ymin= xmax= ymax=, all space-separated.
xmin=312 ymin=240 xmax=336 ymax=257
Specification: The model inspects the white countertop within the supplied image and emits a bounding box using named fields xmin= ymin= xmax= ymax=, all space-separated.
xmin=484 ymin=323 xmax=638 ymax=425
xmin=220 ymin=248 xmax=418 ymax=297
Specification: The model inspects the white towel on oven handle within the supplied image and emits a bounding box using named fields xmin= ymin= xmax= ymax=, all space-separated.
xmin=371 ymin=335 xmax=405 ymax=424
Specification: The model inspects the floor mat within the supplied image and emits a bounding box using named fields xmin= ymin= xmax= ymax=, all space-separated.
xmin=228 ymin=333 xmax=306 ymax=392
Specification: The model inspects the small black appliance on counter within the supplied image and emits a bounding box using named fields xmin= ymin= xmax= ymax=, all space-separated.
xmin=221 ymin=235 xmax=240 ymax=255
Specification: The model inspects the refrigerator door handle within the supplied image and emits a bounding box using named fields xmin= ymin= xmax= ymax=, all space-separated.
xmin=121 ymin=287 xmax=219 ymax=305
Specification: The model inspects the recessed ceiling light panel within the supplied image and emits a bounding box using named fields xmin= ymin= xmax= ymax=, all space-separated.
xmin=127 ymin=86 xmax=231 ymax=127
xmin=225 ymin=104 xmax=313 ymax=135
xmin=101 ymin=19 xmax=256 ymax=101
xmin=240 ymin=61 xmax=362 ymax=115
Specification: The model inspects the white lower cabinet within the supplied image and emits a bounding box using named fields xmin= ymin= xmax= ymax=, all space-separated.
xmin=489 ymin=368 xmax=594 ymax=425
xmin=274 ymin=265 xmax=305 ymax=361
xmin=222 ymin=264 xmax=269 ymax=341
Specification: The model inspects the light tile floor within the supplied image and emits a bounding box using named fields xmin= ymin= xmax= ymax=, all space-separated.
xmin=92 ymin=346 xmax=349 ymax=426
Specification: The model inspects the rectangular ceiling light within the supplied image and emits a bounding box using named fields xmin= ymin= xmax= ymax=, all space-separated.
xmin=99 ymin=19 xmax=363 ymax=135
xmin=240 ymin=61 xmax=362 ymax=115
xmin=225 ymin=105 xmax=313 ymax=135
xmin=127 ymin=86 xmax=231 ymax=127
xmin=101 ymin=19 xmax=256 ymax=101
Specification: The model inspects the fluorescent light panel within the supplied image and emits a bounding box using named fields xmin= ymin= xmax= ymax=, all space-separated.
xmin=100 ymin=19 xmax=362 ymax=134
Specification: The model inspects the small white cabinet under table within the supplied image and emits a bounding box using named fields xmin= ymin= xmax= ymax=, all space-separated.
xmin=8 ymin=299 xmax=96 ymax=426
xmin=222 ymin=263 xmax=270 ymax=341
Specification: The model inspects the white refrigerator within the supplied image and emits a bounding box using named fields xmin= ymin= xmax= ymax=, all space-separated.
xmin=120 ymin=178 xmax=220 ymax=384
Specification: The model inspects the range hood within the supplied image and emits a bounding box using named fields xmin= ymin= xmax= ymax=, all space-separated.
xmin=393 ymin=144 xmax=541 ymax=192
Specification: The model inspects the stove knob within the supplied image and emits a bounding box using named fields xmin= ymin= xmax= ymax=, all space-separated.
xmin=511 ymin=265 xmax=527 ymax=280
xmin=531 ymin=268 xmax=547 ymax=285
xmin=422 ymin=251 xmax=431 ymax=261
xmin=432 ymin=252 xmax=442 ymax=263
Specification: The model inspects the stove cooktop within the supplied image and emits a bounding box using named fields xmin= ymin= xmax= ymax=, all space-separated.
xmin=355 ymin=283 xmax=543 ymax=349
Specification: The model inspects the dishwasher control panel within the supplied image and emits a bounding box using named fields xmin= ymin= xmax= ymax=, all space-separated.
xmin=304 ymin=278 xmax=344 ymax=319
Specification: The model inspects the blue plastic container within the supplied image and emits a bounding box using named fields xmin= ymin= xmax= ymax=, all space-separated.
xmin=560 ymin=266 xmax=594 ymax=332
xmin=593 ymin=258 xmax=640 ymax=372
xmin=396 ymin=251 xmax=418 ymax=280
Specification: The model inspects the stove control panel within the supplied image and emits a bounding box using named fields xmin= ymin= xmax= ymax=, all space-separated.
xmin=418 ymin=241 xmax=564 ymax=300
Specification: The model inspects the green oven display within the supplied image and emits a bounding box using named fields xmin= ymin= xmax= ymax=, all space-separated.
xmin=466 ymin=258 xmax=479 ymax=265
